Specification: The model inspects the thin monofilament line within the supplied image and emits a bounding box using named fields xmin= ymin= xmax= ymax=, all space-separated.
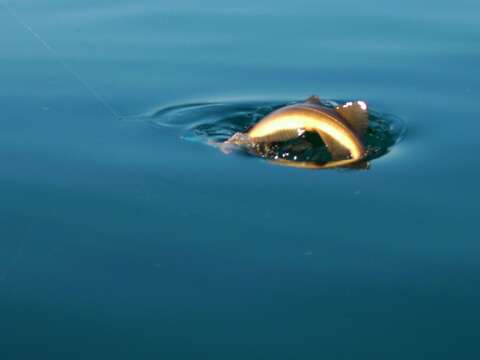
xmin=0 ymin=2 xmax=123 ymax=283
xmin=1 ymin=1 xmax=122 ymax=119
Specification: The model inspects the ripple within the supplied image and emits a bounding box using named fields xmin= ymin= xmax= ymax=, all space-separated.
xmin=148 ymin=98 xmax=406 ymax=169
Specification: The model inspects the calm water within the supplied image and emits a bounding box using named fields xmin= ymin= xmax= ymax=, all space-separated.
xmin=1 ymin=0 xmax=480 ymax=358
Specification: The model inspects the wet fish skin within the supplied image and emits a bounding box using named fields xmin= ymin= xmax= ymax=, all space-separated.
xmin=223 ymin=96 xmax=369 ymax=169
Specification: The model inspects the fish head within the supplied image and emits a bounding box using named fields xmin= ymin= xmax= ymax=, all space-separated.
xmin=220 ymin=132 xmax=253 ymax=154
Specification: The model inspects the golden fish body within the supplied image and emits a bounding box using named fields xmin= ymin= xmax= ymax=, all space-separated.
xmin=224 ymin=96 xmax=370 ymax=168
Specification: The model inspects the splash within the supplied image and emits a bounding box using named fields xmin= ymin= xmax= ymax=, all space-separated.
xmin=148 ymin=99 xmax=405 ymax=169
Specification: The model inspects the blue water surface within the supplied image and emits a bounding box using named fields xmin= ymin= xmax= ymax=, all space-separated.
xmin=1 ymin=0 xmax=480 ymax=358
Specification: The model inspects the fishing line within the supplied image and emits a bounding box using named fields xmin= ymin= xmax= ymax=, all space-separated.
xmin=0 ymin=3 xmax=122 ymax=281
xmin=1 ymin=1 xmax=122 ymax=119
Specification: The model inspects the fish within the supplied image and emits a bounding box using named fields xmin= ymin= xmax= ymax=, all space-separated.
xmin=222 ymin=96 xmax=370 ymax=169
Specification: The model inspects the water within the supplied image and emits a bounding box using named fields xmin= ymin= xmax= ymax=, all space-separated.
xmin=1 ymin=0 xmax=480 ymax=358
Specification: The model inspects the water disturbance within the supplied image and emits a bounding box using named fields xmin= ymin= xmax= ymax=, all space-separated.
xmin=149 ymin=98 xmax=405 ymax=169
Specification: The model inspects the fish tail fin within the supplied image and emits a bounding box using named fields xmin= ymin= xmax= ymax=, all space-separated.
xmin=334 ymin=101 xmax=369 ymax=137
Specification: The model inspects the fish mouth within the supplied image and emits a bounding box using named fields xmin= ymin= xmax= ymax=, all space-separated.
xmin=219 ymin=132 xmax=253 ymax=154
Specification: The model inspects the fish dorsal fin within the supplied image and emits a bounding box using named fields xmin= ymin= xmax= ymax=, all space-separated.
xmin=335 ymin=101 xmax=369 ymax=137
xmin=318 ymin=131 xmax=351 ymax=161
xmin=304 ymin=95 xmax=322 ymax=105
